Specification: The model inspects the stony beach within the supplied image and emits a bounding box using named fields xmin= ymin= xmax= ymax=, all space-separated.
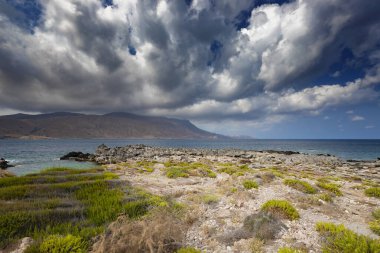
xmin=86 ymin=144 xmax=380 ymax=252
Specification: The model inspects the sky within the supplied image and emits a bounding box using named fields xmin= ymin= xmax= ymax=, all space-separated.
xmin=0 ymin=0 xmax=379 ymax=138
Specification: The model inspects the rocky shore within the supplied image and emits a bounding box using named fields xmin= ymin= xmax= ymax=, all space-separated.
xmin=58 ymin=144 xmax=380 ymax=252
xmin=67 ymin=144 xmax=380 ymax=183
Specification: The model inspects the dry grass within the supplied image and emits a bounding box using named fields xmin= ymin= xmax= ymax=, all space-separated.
xmin=91 ymin=208 xmax=187 ymax=253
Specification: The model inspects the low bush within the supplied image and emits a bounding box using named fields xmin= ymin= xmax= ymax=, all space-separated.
xmin=39 ymin=234 xmax=86 ymax=253
xmin=278 ymin=247 xmax=305 ymax=253
xmin=218 ymin=163 xmax=250 ymax=176
xmin=365 ymin=187 xmax=380 ymax=198
xmin=316 ymin=182 xmax=342 ymax=196
xmin=318 ymin=193 xmax=333 ymax=202
xmin=261 ymin=200 xmax=300 ymax=220
xmin=165 ymin=161 xmax=216 ymax=179
xmin=177 ymin=247 xmax=201 ymax=253
xmin=316 ymin=222 xmax=380 ymax=252
xmin=201 ymin=194 xmax=219 ymax=204
xmin=243 ymin=180 xmax=259 ymax=189
xmin=369 ymin=220 xmax=380 ymax=235
xmin=284 ymin=179 xmax=317 ymax=194
xmin=372 ymin=209 xmax=380 ymax=219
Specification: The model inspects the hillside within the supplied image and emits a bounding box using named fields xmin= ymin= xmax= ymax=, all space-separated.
xmin=0 ymin=112 xmax=224 ymax=139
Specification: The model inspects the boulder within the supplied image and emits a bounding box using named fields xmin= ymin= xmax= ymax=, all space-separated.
xmin=60 ymin=152 xmax=95 ymax=162
xmin=0 ymin=158 xmax=14 ymax=169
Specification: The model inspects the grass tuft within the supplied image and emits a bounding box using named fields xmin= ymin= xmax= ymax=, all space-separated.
xmin=39 ymin=234 xmax=86 ymax=253
xmin=261 ymin=200 xmax=300 ymax=220
xmin=316 ymin=222 xmax=380 ymax=252
xmin=365 ymin=187 xmax=380 ymax=198
xmin=316 ymin=182 xmax=342 ymax=196
xmin=177 ymin=247 xmax=202 ymax=253
xmin=243 ymin=180 xmax=259 ymax=189
xmin=284 ymin=179 xmax=317 ymax=194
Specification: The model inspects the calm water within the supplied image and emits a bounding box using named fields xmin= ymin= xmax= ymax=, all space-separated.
xmin=1 ymin=139 xmax=379 ymax=175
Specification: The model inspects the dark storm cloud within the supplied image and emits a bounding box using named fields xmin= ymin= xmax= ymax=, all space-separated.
xmin=0 ymin=0 xmax=379 ymax=123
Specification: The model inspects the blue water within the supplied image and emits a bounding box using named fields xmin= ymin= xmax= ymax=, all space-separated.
xmin=0 ymin=139 xmax=379 ymax=175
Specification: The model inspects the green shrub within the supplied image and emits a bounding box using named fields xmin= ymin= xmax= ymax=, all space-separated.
xmin=278 ymin=247 xmax=304 ymax=253
xmin=316 ymin=222 xmax=380 ymax=252
xmin=177 ymin=247 xmax=201 ymax=253
xmin=217 ymin=163 xmax=250 ymax=176
xmin=372 ymin=209 xmax=380 ymax=220
xmin=261 ymin=200 xmax=300 ymax=220
xmin=201 ymin=194 xmax=219 ymax=204
xmin=124 ymin=200 xmax=149 ymax=219
xmin=166 ymin=167 xmax=190 ymax=178
xmin=365 ymin=187 xmax=380 ymax=198
xmin=243 ymin=180 xmax=259 ymax=189
xmin=316 ymin=182 xmax=342 ymax=196
xmin=369 ymin=220 xmax=380 ymax=236
xmin=284 ymin=179 xmax=317 ymax=194
xmin=318 ymin=193 xmax=333 ymax=202
xmin=39 ymin=234 xmax=86 ymax=253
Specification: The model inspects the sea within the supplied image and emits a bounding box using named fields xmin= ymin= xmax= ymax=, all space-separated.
xmin=1 ymin=139 xmax=379 ymax=176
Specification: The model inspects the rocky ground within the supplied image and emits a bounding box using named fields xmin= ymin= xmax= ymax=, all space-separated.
xmin=87 ymin=144 xmax=380 ymax=252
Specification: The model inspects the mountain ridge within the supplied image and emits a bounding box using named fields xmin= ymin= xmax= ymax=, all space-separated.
xmin=0 ymin=112 xmax=226 ymax=139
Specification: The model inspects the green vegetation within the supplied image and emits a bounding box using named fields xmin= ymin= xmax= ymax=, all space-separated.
xmin=369 ymin=209 xmax=380 ymax=236
xmin=365 ymin=187 xmax=380 ymax=198
xmin=39 ymin=234 xmax=86 ymax=253
xmin=0 ymin=167 xmax=171 ymax=251
xmin=284 ymin=179 xmax=317 ymax=194
xmin=243 ymin=180 xmax=259 ymax=189
xmin=369 ymin=220 xmax=380 ymax=236
xmin=165 ymin=161 xmax=216 ymax=178
xmin=201 ymin=194 xmax=219 ymax=204
xmin=318 ymin=193 xmax=333 ymax=202
xmin=372 ymin=209 xmax=380 ymax=219
xmin=135 ymin=160 xmax=156 ymax=173
xmin=278 ymin=247 xmax=305 ymax=253
xmin=261 ymin=200 xmax=300 ymax=220
xmin=177 ymin=247 xmax=202 ymax=253
xmin=316 ymin=222 xmax=380 ymax=252
xmin=217 ymin=163 xmax=250 ymax=176
xmin=316 ymin=182 xmax=342 ymax=196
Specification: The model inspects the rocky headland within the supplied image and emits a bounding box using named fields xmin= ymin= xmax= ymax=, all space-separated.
xmin=62 ymin=144 xmax=380 ymax=252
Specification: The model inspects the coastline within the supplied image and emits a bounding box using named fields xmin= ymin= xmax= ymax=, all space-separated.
xmin=1 ymin=144 xmax=380 ymax=252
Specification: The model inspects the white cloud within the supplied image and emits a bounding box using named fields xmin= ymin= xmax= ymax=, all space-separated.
xmin=351 ymin=115 xmax=365 ymax=121
xmin=0 ymin=0 xmax=379 ymax=126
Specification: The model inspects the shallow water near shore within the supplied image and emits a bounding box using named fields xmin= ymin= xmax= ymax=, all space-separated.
xmin=0 ymin=138 xmax=379 ymax=175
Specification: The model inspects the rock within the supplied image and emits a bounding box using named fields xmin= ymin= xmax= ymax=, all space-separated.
xmin=265 ymin=150 xmax=300 ymax=155
xmin=0 ymin=158 xmax=14 ymax=169
xmin=10 ymin=237 xmax=33 ymax=253
xmin=60 ymin=152 xmax=95 ymax=162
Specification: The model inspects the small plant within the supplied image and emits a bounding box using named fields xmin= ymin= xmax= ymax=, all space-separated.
xmin=261 ymin=200 xmax=300 ymax=220
xmin=243 ymin=180 xmax=259 ymax=189
xmin=369 ymin=209 xmax=380 ymax=236
xmin=365 ymin=187 xmax=380 ymax=198
xmin=284 ymin=179 xmax=317 ymax=194
xmin=316 ymin=182 xmax=342 ymax=196
xmin=201 ymin=194 xmax=219 ymax=204
xmin=166 ymin=167 xmax=189 ymax=178
xmin=278 ymin=247 xmax=305 ymax=253
xmin=39 ymin=234 xmax=86 ymax=253
xmin=318 ymin=193 xmax=333 ymax=202
xmin=372 ymin=209 xmax=380 ymax=219
xmin=177 ymin=247 xmax=201 ymax=253
xmin=369 ymin=220 xmax=380 ymax=235
xmin=316 ymin=222 xmax=380 ymax=252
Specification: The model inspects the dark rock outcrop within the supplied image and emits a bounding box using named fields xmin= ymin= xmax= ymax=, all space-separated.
xmin=0 ymin=158 xmax=14 ymax=169
xmin=60 ymin=152 xmax=95 ymax=162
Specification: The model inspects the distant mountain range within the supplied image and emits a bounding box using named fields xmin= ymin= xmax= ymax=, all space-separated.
xmin=0 ymin=112 xmax=226 ymax=139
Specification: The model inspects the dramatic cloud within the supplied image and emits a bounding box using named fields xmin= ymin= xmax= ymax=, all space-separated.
xmin=0 ymin=0 xmax=379 ymax=126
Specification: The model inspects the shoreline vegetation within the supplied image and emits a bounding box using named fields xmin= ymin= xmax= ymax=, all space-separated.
xmin=1 ymin=145 xmax=380 ymax=252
